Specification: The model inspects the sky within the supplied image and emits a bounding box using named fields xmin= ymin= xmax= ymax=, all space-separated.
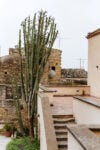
xmin=0 ymin=0 xmax=100 ymax=70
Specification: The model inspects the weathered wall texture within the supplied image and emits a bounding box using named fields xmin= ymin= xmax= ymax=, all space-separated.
xmin=0 ymin=85 xmax=28 ymax=128
xmin=0 ymin=47 xmax=61 ymax=125
xmin=41 ymin=49 xmax=61 ymax=84
xmin=0 ymin=56 xmax=21 ymax=84
xmin=0 ymin=47 xmax=61 ymax=85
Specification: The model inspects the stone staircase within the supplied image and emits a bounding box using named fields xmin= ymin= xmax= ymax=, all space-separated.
xmin=53 ymin=115 xmax=75 ymax=150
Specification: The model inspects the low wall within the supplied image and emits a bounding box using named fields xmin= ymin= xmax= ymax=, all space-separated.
xmin=46 ymin=86 xmax=90 ymax=96
xmin=68 ymin=132 xmax=84 ymax=150
xmin=38 ymin=92 xmax=58 ymax=150
xmin=73 ymin=96 xmax=100 ymax=124
xmin=67 ymin=125 xmax=100 ymax=150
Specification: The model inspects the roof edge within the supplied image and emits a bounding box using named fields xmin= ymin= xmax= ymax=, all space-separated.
xmin=86 ymin=28 xmax=100 ymax=39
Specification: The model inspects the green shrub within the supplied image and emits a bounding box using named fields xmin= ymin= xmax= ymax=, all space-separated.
xmin=6 ymin=137 xmax=40 ymax=150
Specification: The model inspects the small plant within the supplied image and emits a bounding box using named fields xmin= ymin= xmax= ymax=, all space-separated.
xmin=3 ymin=124 xmax=13 ymax=132
xmin=3 ymin=123 xmax=13 ymax=137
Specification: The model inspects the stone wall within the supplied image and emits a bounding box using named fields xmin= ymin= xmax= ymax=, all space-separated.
xmin=0 ymin=47 xmax=61 ymax=126
xmin=0 ymin=84 xmax=28 ymax=128
xmin=0 ymin=55 xmax=21 ymax=84
xmin=41 ymin=49 xmax=62 ymax=84
xmin=0 ymin=47 xmax=61 ymax=85
xmin=61 ymin=69 xmax=87 ymax=78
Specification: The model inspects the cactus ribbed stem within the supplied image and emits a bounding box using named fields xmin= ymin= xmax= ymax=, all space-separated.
xmin=18 ymin=10 xmax=58 ymax=138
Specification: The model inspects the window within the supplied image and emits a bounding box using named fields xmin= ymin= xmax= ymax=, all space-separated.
xmin=51 ymin=66 xmax=55 ymax=71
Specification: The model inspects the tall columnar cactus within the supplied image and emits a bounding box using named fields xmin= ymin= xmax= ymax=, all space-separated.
xmin=11 ymin=75 xmax=25 ymax=136
xmin=18 ymin=10 xmax=58 ymax=137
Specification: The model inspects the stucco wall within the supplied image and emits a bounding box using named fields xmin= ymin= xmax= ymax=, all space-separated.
xmin=73 ymin=98 xmax=100 ymax=124
xmin=38 ymin=95 xmax=47 ymax=150
xmin=68 ymin=132 xmax=84 ymax=150
xmin=88 ymin=34 xmax=100 ymax=97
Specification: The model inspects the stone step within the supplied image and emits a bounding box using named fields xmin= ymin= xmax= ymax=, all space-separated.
xmin=55 ymin=130 xmax=68 ymax=135
xmin=57 ymin=137 xmax=67 ymax=141
xmin=54 ymin=124 xmax=67 ymax=129
xmin=58 ymin=142 xmax=68 ymax=149
xmin=56 ymin=134 xmax=68 ymax=139
xmin=53 ymin=115 xmax=73 ymax=150
xmin=56 ymin=132 xmax=67 ymax=135
xmin=58 ymin=148 xmax=68 ymax=150
xmin=55 ymin=127 xmax=68 ymax=133
xmin=53 ymin=115 xmax=73 ymax=119
xmin=58 ymin=140 xmax=67 ymax=145
xmin=53 ymin=117 xmax=75 ymax=124
xmin=54 ymin=123 xmax=67 ymax=126
xmin=58 ymin=145 xmax=68 ymax=149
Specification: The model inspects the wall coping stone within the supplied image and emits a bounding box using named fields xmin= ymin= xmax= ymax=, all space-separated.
xmin=67 ymin=124 xmax=100 ymax=150
xmin=39 ymin=85 xmax=57 ymax=92
xmin=74 ymin=96 xmax=100 ymax=108
xmin=38 ymin=93 xmax=58 ymax=150
xmin=45 ymin=85 xmax=90 ymax=88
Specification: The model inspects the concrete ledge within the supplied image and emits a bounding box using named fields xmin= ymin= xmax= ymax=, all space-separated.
xmin=45 ymin=86 xmax=90 ymax=96
xmin=74 ymin=96 xmax=100 ymax=108
xmin=42 ymin=98 xmax=58 ymax=150
xmin=46 ymin=85 xmax=90 ymax=88
xmin=39 ymin=85 xmax=57 ymax=92
xmin=38 ymin=93 xmax=58 ymax=150
xmin=67 ymin=124 xmax=100 ymax=150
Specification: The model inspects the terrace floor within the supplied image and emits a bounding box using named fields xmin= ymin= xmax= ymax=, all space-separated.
xmin=50 ymin=96 xmax=73 ymax=116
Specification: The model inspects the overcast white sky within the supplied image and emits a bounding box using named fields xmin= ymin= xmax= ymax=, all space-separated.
xmin=0 ymin=0 xmax=100 ymax=70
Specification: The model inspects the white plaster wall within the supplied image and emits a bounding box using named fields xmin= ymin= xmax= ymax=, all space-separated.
xmin=38 ymin=96 xmax=47 ymax=150
xmin=88 ymin=34 xmax=100 ymax=97
xmin=68 ymin=132 xmax=84 ymax=150
xmin=73 ymin=99 xmax=100 ymax=124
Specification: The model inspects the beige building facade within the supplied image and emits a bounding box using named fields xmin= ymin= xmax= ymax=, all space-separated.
xmin=87 ymin=29 xmax=100 ymax=97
